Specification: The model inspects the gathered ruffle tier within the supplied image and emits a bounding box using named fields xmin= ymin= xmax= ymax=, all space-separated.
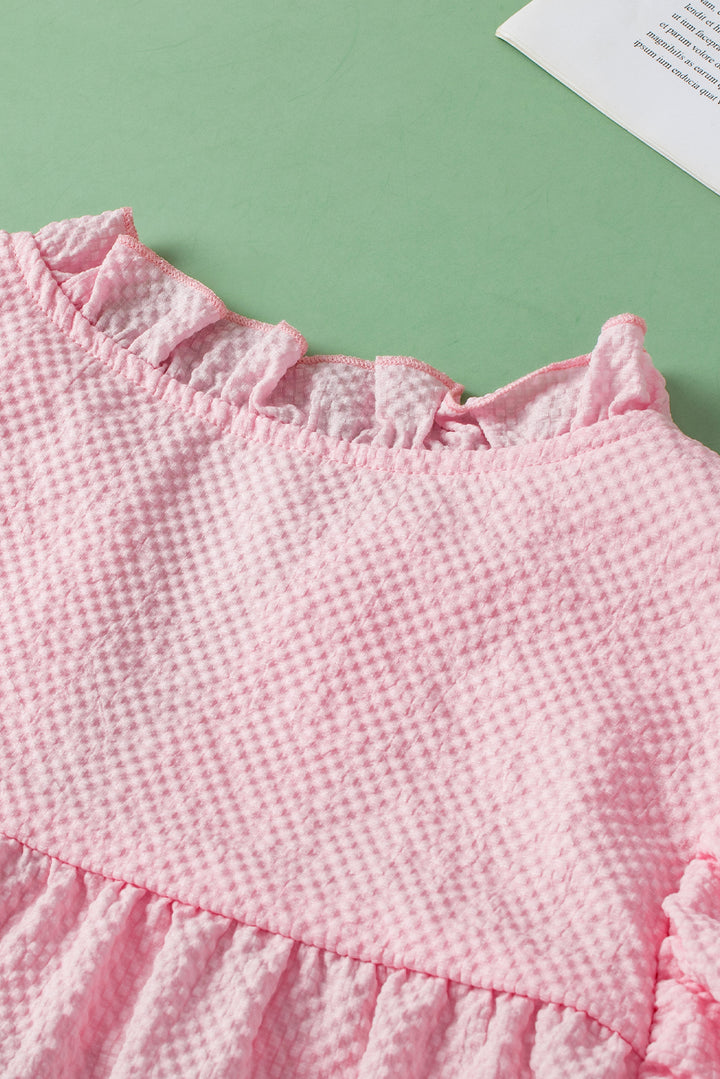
xmin=4 ymin=833 xmax=720 ymax=1076
xmin=28 ymin=206 xmax=671 ymax=459
xmin=1 ymin=834 xmax=646 ymax=1078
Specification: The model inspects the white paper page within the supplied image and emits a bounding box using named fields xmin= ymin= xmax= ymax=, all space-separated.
xmin=496 ymin=0 xmax=720 ymax=195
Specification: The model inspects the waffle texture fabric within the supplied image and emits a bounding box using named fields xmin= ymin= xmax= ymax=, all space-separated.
xmin=0 ymin=207 xmax=719 ymax=1078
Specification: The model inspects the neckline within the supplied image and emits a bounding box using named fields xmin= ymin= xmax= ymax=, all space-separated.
xmin=5 ymin=208 xmax=674 ymax=476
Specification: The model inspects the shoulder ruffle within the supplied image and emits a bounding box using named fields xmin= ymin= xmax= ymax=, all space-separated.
xmin=645 ymin=829 xmax=720 ymax=1073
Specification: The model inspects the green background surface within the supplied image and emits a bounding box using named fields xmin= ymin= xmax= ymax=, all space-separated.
xmin=2 ymin=0 xmax=718 ymax=453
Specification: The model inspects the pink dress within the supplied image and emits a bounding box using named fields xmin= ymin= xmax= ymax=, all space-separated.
xmin=1 ymin=207 xmax=719 ymax=1078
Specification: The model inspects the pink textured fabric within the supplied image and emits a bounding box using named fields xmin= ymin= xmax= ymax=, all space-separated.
xmin=0 ymin=207 xmax=719 ymax=1078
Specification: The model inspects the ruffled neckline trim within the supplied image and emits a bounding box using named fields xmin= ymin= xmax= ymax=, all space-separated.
xmin=8 ymin=206 xmax=673 ymax=475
